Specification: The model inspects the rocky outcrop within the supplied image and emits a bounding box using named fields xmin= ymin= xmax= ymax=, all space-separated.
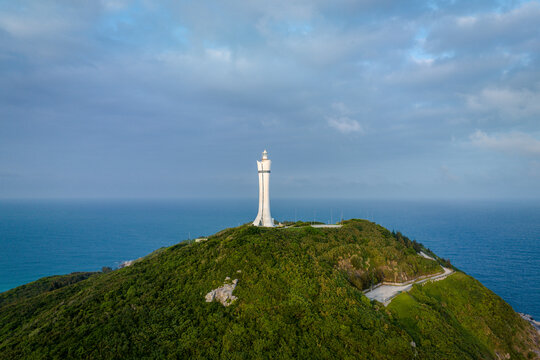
xmin=205 ymin=277 xmax=238 ymax=306
xmin=119 ymin=260 xmax=134 ymax=268
xmin=520 ymin=313 xmax=540 ymax=334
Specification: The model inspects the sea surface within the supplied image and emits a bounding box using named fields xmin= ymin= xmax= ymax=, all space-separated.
xmin=1 ymin=199 xmax=539 ymax=319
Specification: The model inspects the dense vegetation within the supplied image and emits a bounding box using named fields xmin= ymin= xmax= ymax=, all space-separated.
xmin=0 ymin=219 xmax=537 ymax=359
xmin=0 ymin=272 xmax=97 ymax=308
xmin=389 ymin=272 xmax=539 ymax=359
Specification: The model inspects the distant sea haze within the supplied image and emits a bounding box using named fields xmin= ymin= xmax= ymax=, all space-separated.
xmin=1 ymin=198 xmax=539 ymax=319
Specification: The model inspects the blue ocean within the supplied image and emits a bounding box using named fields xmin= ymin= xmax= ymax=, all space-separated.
xmin=1 ymin=199 xmax=539 ymax=319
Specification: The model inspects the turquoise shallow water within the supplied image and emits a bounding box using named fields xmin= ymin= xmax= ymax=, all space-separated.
xmin=1 ymin=199 xmax=539 ymax=319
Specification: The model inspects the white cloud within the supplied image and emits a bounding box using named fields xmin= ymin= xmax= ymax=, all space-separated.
xmin=456 ymin=16 xmax=477 ymax=27
xmin=411 ymin=56 xmax=434 ymax=66
xmin=327 ymin=101 xmax=363 ymax=134
xmin=205 ymin=48 xmax=232 ymax=62
xmin=0 ymin=14 xmax=73 ymax=38
xmin=327 ymin=116 xmax=364 ymax=134
xmin=466 ymin=87 xmax=540 ymax=120
xmin=2 ymin=0 xmax=540 ymax=199
xmin=100 ymin=0 xmax=130 ymax=11
xmin=529 ymin=161 xmax=540 ymax=178
xmin=469 ymin=130 xmax=540 ymax=156
xmin=439 ymin=165 xmax=460 ymax=183
xmin=426 ymin=1 xmax=540 ymax=54
xmin=331 ymin=102 xmax=349 ymax=114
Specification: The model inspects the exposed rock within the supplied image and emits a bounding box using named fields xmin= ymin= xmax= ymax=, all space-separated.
xmin=520 ymin=313 xmax=540 ymax=333
xmin=119 ymin=260 xmax=134 ymax=268
xmin=205 ymin=278 xmax=239 ymax=306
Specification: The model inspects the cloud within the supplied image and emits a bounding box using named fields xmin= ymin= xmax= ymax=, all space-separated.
xmin=529 ymin=160 xmax=540 ymax=178
xmin=425 ymin=1 xmax=540 ymax=55
xmin=205 ymin=47 xmax=232 ymax=62
xmin=327 ymin=102 xmax=364 ymax=134
xmin=439 ymin=165 xmax=460 ymax=183
xmin=100 ymin=0 xmax=130 ymax=12
xmin=0 ymin=14 xmax=70 ymax=38
xmin=469 ymin=130 xmax=540 ymax=156
xmin=331 ymin=102 xmax=349 ymax=114
xmin=327 ymin=116 xmax=364 ymax=134
xmin=1 ymin=0 xmax=540 ymax=199
xmin=466 ymin=87 xmax=540 ymax=120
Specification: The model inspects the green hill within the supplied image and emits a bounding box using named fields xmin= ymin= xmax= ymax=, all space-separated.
xmin=0 ymin=219 xmax=538 ymax=359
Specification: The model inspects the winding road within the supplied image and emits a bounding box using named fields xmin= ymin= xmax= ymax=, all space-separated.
xmin=364 ymin=267 xmax=454 ymax=306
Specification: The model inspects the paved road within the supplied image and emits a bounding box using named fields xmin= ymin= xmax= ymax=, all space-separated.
xmin=310 ymin=224 xmax=343 ymax=228
xmin=364 ymin=267 xmax=454 ymax=306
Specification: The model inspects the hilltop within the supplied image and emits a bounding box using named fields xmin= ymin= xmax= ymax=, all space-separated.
xmin=0 ymin=219 xmax=538 ymax=359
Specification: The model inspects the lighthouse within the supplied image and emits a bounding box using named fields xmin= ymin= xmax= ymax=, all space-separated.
xmin=253 ymin=150 xmax=274 ymax=227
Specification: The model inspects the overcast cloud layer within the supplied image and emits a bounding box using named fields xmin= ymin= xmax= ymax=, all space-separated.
xmin=1 ymin=0 xmax=540 ymax=199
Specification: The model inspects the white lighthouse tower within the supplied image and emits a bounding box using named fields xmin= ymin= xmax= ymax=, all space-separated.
xmin=253 ymin=150 xmax=274 ymax=227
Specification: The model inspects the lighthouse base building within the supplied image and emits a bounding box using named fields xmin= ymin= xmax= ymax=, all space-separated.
xmin=253 ymin=150 xmax=274 ymax=227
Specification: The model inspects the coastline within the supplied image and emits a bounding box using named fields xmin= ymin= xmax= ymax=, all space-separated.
xmin=520 ymin=313 xmax=540 ymax=334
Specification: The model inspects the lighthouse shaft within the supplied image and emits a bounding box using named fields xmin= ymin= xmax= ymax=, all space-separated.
xmin=253 ymin=152 xmax=273 ymax=227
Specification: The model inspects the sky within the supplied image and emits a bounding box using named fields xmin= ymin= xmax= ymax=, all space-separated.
xmin=1 ymin=0 xmax=540 ymax=200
